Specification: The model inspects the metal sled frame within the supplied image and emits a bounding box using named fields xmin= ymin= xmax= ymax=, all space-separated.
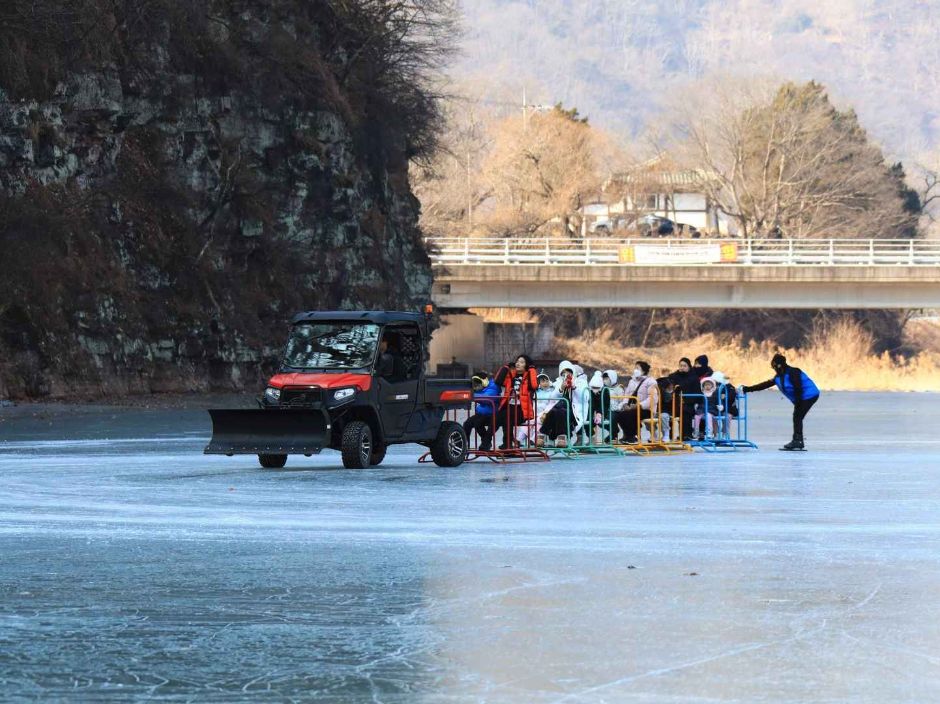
xmin=681 ymin=385 xmax=759 ymax=452
xmin=419 ymin=396 xmax=551 ymax=465
xmin=608 ymin=394 xmax=693 ymax=456
xmin=540 ymin=394 xmax=690 ymax=458
xmin=536 ymin=396 xmax=630 ymax=459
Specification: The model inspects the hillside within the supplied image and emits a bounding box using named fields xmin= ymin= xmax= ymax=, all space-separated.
xmin=0 ymin=0 xmax=446 ymax=399
xmin=454 ymin=0 xmax=940 ymax=166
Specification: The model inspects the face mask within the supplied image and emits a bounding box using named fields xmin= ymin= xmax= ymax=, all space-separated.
xmin=603 ymin=379 xmax=612 ymax=387
xmin=632 ymin=369 xmax=642 ymax=379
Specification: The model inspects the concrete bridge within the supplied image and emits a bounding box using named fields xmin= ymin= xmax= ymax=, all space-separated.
xmin=427 ymin=237 xmax=940 ymax=309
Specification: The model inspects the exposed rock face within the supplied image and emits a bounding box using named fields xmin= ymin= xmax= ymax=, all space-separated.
xmin=0 ymin=2 xmax=435 ymax=398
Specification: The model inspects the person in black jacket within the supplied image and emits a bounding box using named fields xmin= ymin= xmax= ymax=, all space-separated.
xmin=588 ymin=372 xmax=612 ymax=444
xmin=668 ymin=357 xmax=695 ymax=391
xmin=669 ymin=356 xmax=713 ymax=440
xmin=693 ymin=354 xmax=713 ymax=379
xmin=742 ymin=353 xmax=821 ymax=450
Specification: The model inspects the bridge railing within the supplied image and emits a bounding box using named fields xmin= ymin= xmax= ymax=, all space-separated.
xmin=424 ymin=237 xmax=940 ymax=267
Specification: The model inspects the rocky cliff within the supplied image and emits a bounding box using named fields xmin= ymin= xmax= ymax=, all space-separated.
xmin=0 ymin=1 xmax=439 ymax=399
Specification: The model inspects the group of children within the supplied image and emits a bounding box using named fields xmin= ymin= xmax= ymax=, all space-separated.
xmin=464 ymin=354 xmax=739 ymax=451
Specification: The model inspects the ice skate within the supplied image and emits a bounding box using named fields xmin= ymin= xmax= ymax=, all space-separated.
xmin=780 ymin=437 xmax=806 ymax=451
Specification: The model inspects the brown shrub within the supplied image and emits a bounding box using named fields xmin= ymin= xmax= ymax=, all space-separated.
xmin=558 ymin=320 xmax=940 ymax=392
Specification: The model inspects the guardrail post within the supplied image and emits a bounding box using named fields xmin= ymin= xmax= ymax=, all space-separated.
xmin=746 ymin=238 xmax=753 ymax=264
xmin=829 ymin=239 xmax=834 ymax=265
xmin=545 ymin=238 xmax=551 ymax=264
xmin=504 ymin=238 xmax=510 ymax=265
xmin=869 ymin=239 xmax=874 ymax=266
xmin=585 ymin=238 xmax=591 ymax=264
xmin=910 ymin=239 xmax=915 ymax=265
xmin=463 ymin=237 xmax=470 ymax=263
xmin=788 ymin=239 xmax=794 ymax=265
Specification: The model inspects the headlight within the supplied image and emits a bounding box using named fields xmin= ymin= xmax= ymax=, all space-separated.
xmin=264 ymin=387 xmax=281 ymax=403
xmin=333 ymin=388 xmax=356 ymax=401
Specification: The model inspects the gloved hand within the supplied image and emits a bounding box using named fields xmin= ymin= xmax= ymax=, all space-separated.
xmin=717 ymin=404 xmax=724 ymax=412
xmin=737 ymin=385 xmax=745 ymax=395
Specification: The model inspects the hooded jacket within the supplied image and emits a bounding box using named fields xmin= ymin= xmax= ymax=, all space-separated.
xmin=589 ymin=371 xmax=611 ymax=419
xmin=589 ymin=370 xmax=604 ymax=391
xmin=603 ymin=370 xmax=627 ymax=411
xmin=695 ymin=377 xmax=720 ymax=414
xmin=550 ymin=361 xmax=590 ymax=432
xmin=693 ymin=356 xmax=714 ymax=382
xmin=570 ymin=365 xmax=591 ymax=432
xmin=550 ymin=361 xmax=577 ymax=417
xmin=472 ymin=378 xmax=500 ymax=415
xmin=535 ymin=379 xmax=561 ymax=419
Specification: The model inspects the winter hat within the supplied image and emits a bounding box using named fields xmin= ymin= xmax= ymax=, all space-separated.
xmin=573 ymin=365 xmax=586 ymax=379
xmin=694 ymin=355 xmax=709 ymax=367
xmin=771 ymin=353 xmax=787 ymax=368
xmin=537 ymin=373 xmax=550 ymax=383
xmin=603 ymin=369 xmax=619 ymax=385
xmin=589 ymin=371 xmax=604 ymax=389
xmin=679 ymin=357 xmax=692 ymax=368
xmin=558 ymin=360 xmax=575 ymax=376
xmin=711 ymin=371 xmax=727 ymax=385
xmin=701 ymin=377 xmax=717 ymax=392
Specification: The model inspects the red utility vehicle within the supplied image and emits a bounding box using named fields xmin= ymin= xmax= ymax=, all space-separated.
xmin=205 ymin=310 xmax=472 ymax=469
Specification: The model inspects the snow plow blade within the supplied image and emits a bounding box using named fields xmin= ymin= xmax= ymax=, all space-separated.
xmin=204 ymin=409 xmax=330 ymax=456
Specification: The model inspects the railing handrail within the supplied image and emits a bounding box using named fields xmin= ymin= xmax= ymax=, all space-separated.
xmin=423 ymin=236 xmax=940 ymax=267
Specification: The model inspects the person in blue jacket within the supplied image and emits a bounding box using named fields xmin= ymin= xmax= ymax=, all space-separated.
xmin=464 ymin=371 xmax=500 ymax=451
xmin=742 ymin=353 xmax=820 ymax=451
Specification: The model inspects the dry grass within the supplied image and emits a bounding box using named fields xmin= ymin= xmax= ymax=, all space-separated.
xmin=558 ymin=319 xmax=940 ymax=392
xmin=905 ymin=317 xmax=940 ymax=352
xmin=469 ymin=308 xmax=539 ymax=323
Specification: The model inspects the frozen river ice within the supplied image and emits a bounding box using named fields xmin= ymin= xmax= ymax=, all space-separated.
xmin=1 ymin=392 xmax=940 ymax=702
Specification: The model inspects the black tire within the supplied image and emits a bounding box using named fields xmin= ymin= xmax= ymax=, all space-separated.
xmin=342 ymin=421 xmax=373 ymax=469
xmin=370 ymin=443 xmax=387 ymax=466
xmin=258 ymin=453 xmax=287 ymax=469
xmin=430 ymin=421 xmax=467 ymax=468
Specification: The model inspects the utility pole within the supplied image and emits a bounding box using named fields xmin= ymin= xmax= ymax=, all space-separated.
xmin=522 ymin=85 xmax=528 ymax=134
xmin=467 ymin=149 xmax=473 ymax=234
xmin=522 ymin=88 xmax=551 ymax=133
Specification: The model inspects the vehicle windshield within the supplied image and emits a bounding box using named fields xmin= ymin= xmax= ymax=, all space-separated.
xmin=282 ymin=322 xmax=381 ymax=371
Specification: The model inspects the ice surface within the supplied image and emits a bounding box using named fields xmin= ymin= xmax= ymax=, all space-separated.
xmin=1 ymin=392 xmax=940 ymax=702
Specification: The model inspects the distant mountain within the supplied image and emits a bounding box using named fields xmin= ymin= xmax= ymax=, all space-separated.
xmin=453 ymin=0 xmax=940 ymax=164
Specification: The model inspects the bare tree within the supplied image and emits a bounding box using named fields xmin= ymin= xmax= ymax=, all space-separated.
xmin=411 ymin=93 xmax=496 ymax=236
xmin=673 ymin=80 xmax=920 ymax=239
xmin=481 ymin=105 xmax=601 ymax=236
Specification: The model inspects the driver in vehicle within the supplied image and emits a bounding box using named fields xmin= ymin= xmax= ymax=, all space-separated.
xmin=378 ymin=335 xmax=406 ymax=382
